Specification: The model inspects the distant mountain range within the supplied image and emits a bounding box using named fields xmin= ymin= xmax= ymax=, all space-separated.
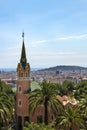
xmin=39 ymin=65 xmax=87 ymax=71
xmin=0 ymin=68 xmax=40 ymax=72
xmin=0 ymin=68 xmax=16 ymax=72
xmin=0 ymin=66 xmax=87 ymax=72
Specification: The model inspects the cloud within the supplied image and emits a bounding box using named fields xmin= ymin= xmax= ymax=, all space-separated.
xmin=30 ymin=33 xmax=87 ymax=46
xmin=58 ymin=34 xmax=87 ymax=40
xmin=29 ymin=51 xmax=87 ymax=68
xmin=31 ymin=40 xmax=49 ymax=46
xmin=29 ymin=51 xmax=87 ymax=59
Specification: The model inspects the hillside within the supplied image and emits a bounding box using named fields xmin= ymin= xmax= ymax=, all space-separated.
xmin=39 ymin=65 xmax=87 ymax=71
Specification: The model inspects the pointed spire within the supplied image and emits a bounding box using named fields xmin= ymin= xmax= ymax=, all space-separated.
xmin=20 ymin=32 xmax=27 ymax=69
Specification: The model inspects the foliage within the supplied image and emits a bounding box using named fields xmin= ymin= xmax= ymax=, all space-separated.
xmin=0 ymin=80 xmax=13 ymax=93
xmin=0 ymin=92 xmax=13 ymax=129
xmin=0 ymin=80 xmax=14 ymax=129
xmin=62 ymin=80 xmax=75 ymax=95
xmin=28 ymin=81 xmax=63 ymax=125
xmin=78 ymin=94 xmax=87 ymax=128
xmin=74 ymin=81 xmax=87 ymax=100
xmin=74 ymin=80 xmax=87 ymax=127
xmin=31 ymin=81 xmax=40 ymax=91
xmin=57 ymin=83 xmax=67 ymax=96
xmin=23 ymin=122 xmax=55 ymax=130
xmin=56 ymin=106 xmax=85 ymax=130
xmin=55 ymin=80 xmax=75 ymax=96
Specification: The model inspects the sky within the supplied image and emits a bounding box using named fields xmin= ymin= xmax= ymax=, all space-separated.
xmin=0 ymin=0 xmax=87 ymax=68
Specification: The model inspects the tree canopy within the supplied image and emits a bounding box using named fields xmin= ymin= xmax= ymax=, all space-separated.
xmin=28 ymin=81 xmax=63 ymax=125
xmin=0 ymin=80 xmax=14 ymax=130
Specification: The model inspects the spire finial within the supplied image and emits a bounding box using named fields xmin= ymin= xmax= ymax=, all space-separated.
xmin=22 ymin=32 xmax=24 ymax=39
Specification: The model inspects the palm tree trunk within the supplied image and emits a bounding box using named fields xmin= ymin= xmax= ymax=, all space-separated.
xmin=44 ymin=99 xmax=48 ymax=125
xmin=70 ymin=127 xmax=72 ymax=130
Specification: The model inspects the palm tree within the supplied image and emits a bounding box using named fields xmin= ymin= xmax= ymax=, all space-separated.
xmin=28 ymin=81 xmax=63 ymax=125
xmin=56 ymin=106 xmax=85 ymax=130
xmin=79 ymin=94 xmax=87 ymax=116
xmin=0 ymin=92 xmax=12 ymax=129
xmin=74 ymin=81 xmax=87 ymax=100
xmin=78 ymin=94 xmax=87 ymax=129
xmin=62 ymin=80 xmax=75 ymax=96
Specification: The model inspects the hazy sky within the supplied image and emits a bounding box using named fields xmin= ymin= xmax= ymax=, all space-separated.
xmin=0 ymin=0 xmax=87 ymax=68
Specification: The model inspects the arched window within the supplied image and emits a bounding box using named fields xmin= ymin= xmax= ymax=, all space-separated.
xmin=18 ymin=85 xmax=22 ymax=93
xmin=37 ymin=115 xmax=43 ymax=123
xmin=18 ymin=99 xmax=22 ymax=107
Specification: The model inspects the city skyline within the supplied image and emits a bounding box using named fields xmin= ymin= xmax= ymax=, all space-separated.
xmin=0 ymin=0 xmax=87 ymax=68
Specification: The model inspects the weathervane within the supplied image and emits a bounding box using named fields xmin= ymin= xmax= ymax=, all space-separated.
xmin=22 ymin=32 xmax=24 ymax=39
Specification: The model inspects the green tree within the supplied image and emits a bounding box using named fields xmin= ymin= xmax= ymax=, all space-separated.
xmin=0 ymin=92 xmax=12 ymax=129
xmin=58 ymin=83 xmax=67 ymax=96
xmin=0 ymin=80 xmax=3 ymax=91
xmin=74 ymin=81 xmax=87 ymax=100
xmin=28 ymin=81 xmax=63 ymax=125
xmin=56 ymin=106 xmax=85 ymax=130
xmin=0 ymin=80 xmax=14 ymax=129
xmin=78 ymin=94 xmax=87 ymax=129
xmin=23 ymin=122 xmax=55 ymax=130
xmin=62 ymin=80 xmax=75 ymax=96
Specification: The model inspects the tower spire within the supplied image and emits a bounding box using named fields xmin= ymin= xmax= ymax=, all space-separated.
xmin=16 ymin=33 xmax=30 ymax=130
xmin=20 ymin=32 xmax=27 ymax=69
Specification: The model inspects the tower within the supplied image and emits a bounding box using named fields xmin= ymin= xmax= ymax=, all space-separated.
xmin=16 ymin=33 xmax=30 ymax=130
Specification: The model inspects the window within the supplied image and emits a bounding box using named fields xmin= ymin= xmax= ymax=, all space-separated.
xmin=26 ymin=73 xmax=28 ymax=77
xmin=18 ymin=70 xmax=21 ymax=77
xmin=37 ymin=115 xmax=43 ymax=123
xmin=18 ymin=86 xmax=22 ymax=93
xmin=17 ymin=116 xmax=22 ymax=130
xmin=24 ymin=116 xmax=29 ymax=124
xmin=21 ymin=73 xmax=23 ymax=77
xmin=18 ymin=99 xmax=22 ymax=107
xmin=51 ymin=115 xmax=54 ymax=120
